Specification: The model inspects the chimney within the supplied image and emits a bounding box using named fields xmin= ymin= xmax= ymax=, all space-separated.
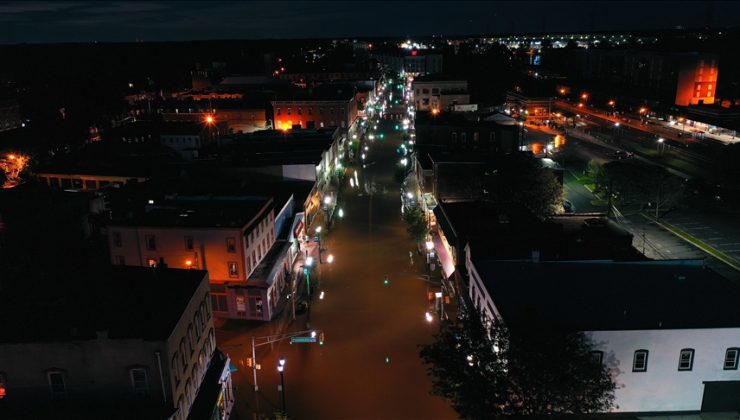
xmin=531 ymin=250 xmax=540 ymax=263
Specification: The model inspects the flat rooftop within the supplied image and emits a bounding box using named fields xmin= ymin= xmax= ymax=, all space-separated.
xmin=476 ymin=260 xmax=740 ymax=331
xmin=115 ymin=196 xmax=271 ymax=228
xmin=0 ymin=266 xmax=207 ymax=343
xmin=437 ymin=201 xmax=638 ymax=261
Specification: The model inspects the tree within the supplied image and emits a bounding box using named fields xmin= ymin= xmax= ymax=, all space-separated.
xmin=597 ymin=161 xmax=684 ymax=216
xmin=420 ymin=310 xmax=616 ymax=418
xmin=401 ymin=205 xmax=428 ymax=244
xmin=485 ymin=154 xmax=564 ymax=219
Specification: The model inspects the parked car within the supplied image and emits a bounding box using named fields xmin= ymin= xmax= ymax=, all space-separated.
xmin=613 ymin=150 xmax=634 ymax=160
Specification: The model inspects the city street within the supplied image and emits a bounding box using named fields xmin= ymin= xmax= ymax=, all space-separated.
xmin=217 ymin=99 xmax=456 ymax=418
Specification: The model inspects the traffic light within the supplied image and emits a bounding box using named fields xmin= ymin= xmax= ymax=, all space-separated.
xmin=383 ymin=276 xmax=390 ymax=285
xmin=319 ymin=332 xmax=325 ymax=345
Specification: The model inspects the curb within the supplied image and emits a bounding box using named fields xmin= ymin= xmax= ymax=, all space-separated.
xmin=642 ymin=213 xmax=740 ymax=272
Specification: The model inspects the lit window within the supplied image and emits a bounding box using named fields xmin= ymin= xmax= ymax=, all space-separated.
xmin=724 ymin=348 xmax=739 ymax=370
xmin=146 ymin=258 xmax=157 ymax=268
xmin=47 ymin=371 xmax=66 ymax=397
xmin=228 ymin=262 xmax=239 ymax=277
xmin=276 ymin=108 xmax=281 ymax=116
xmin=130 ymin=368 xmax=149 ymax=395
xmin=633 ymin=349 xmax=649 ymax=372
xmin=678 ymin=348 xmax=694 ymax=371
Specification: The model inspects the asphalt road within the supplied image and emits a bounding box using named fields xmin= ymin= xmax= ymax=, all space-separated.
xmin=217 ymin=109 xmax=456 ymax=418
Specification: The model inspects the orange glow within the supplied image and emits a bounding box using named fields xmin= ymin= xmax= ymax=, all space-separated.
xmin=368 ymin=43 xmax=373 ymax=49
xmin=608 ymin=100 xmax=615 ymax=106
xmin=205 ymin=115 xmax=215 ymax=124
xmin=185 ymin=260 xmax=193 ymax=267
xmin=639 ymin=107 xmax=647 ymax=114
xmin=531 ymin=143 xmax=543 ymax=155
xmin=1 ymin=152 xmax=28 ymax=189
xmin=581 ymin=93 xmax=588 ymax=100
xmin=677 ymin=117 xmax=685 ymax=122
xmin=577 ymin=103 xmax=584 ymax=108
xmin=431 ymin=108 xmax=440 ymax=115
xmin=553 ymin=134 xmax=566 ymax=148
xmin=559 ymin=88 xmax=566 ymax=94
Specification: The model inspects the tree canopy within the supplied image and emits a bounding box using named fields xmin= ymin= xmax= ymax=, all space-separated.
xmin=596 ymin=160 xmax=684 ymax=217
xmin=485 ymin=153 xmax=564 ymax=219
xmin=401 ymin=205 xmax=429 ymax=244
xmin=420 ymin=310 xmax=616 ymax=418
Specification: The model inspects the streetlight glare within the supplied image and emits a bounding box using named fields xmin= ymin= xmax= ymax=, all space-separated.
xmin=279 ymin=356 xmax=286 ymax=367
xmin=327 ymin=254 xmax=334 ymax=263
xmin=324 ymin=196 xmax=332 ymax=205
xmin=425 ymin=312 xmax=433 ymax=323
xmin=306 ymin=257 xmax=314 ymax=266
xmin=315 ymin=226 xmax=322 ymax=233
xmin=425 ymin=241 xmax=434 ymax=251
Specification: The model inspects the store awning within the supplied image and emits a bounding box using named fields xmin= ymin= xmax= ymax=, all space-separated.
xmin=432 ymin=232 xmax=455 ymax=279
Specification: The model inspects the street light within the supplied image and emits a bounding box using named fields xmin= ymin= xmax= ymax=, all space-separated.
xmin=425 ymin=312 xmax=433 ymax=323
xmin=327 ymin=254 xmax=334 ymax=264
xmin=277 ymin=357 xmax=287 ymax=415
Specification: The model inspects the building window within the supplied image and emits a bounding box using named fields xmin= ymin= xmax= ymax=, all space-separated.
xmin=591 ymin=351 xmax=604 ymax=365
xmin=115 ymin=256 xmax=126 ymax=265
xmin=187 ymin=325 xmax=195 ymax=354
xmin=422 ymin=88 xmax=429 ymax=94
xmin=171 ymin=354 xmax=180 ymax=385
xmin=287 ymin=107 xmax=291 ymax=115
xmin=633 ymin=349 xmax=649 ymax=372
xmin=451 ymin=132 xmax=458 ymax=142
xmin=308 ymin=107 xmax=313 ymax=115
xmin=276 ymin=107 xmax=281 ymax=116
xmin=47 ymin=371 xmax=66 ymax=397
xmin=185 ymin=236 xmax=193 ymax=250
xmin=297 ymin=107 xmax=302 ymax=115
xmin=226 ymin=237 xmax=236 ymax=253
xmin=130 ymin=368 xmax=149 ymax=395
xmin=211 ymin=294 xmax=228 ymax=312
xmin=194 ymin=313 xmax=202 ymax=340
xmin=724 ymin=348 xmax=739 ymax=370
xmin=228 ymin=262 xmax=239 ymax=277
xmin=146 ymin=258 xmax=157 ymax=268
xmin=431 ymin=88 xmax=439 ymax=94
xmin=461 ymin=132 xmax=467 ymax=143
xmin=678 ymin=348 xmax=694 ymax=371
xmin=145 ymin=235 xmax=156 ymax=251
xmin=180 ymin=339 xmax=188 ymax=371
xmin=112 ymin=231 xmax=122 ymax=247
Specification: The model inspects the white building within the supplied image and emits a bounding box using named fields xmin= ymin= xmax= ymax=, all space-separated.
xmin=465 ymin=251 xmax=740 ymax=414
xmin=412 ymin=75 xmax=470 ymax=112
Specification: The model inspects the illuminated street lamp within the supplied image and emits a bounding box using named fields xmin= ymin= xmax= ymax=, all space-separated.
xmin=425 ymin=312 xmax=433 ymax=323
xmin=581 ymin=92 xmax=589 ymax=100
xmin=327 ymin=254 xmax=334 ymax=264
xmin=277 ymin=357 xmax=287 ymax=415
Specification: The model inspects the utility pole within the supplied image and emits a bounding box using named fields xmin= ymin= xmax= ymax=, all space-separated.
xmin=606 ymin=180 xmax=613 ymax=219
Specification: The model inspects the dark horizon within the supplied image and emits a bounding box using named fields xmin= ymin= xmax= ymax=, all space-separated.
xmin=1 ymin=1 xmax=739 ymax=44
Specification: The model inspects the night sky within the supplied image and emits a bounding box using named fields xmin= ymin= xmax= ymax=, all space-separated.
xmin=1 ymin=1 xmax=739 ymax=44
